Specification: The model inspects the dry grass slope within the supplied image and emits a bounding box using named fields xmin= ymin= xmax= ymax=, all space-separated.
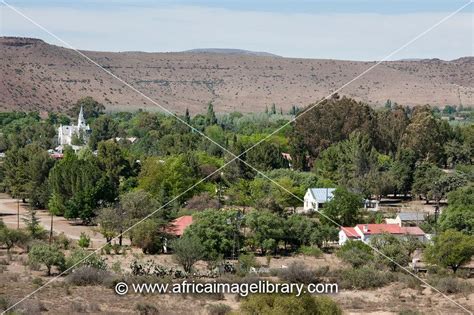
xmin=1 ymin=37 xmax=472 ymax=114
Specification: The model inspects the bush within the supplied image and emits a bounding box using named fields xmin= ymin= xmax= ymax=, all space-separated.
xmin=278 ymin=262 xmax=318 ymax=284
xmin=240 ymin=294 xmax=341 ymax=315
xmin=207 ymin=303 xmax=232 ymax=315
xmin=238 ymin=253 xmax=258 ymax=274
xmin=54 ymin=232 xmax=71 ymax=250
xmin=428 ymin=276 xmax=472 ymax=294
xmin=338 ymin=266 xmax=392 ymax=289
xmin=135 ymin=302 xmax=159 ymax=315
xmin=171 ymin=235 xmax=204 ymax=273
xmin=336 ymin=240 xmax=373 ymax=268
xmin=65 ymin=248 xmax=107 ymax=271
xmin=78 ymin=232 xmax=90 ymax=248
xmin=299 ymin=245 xmax=323 ymax=258
xmin=28 ymin=243 xmax=65 ymax=276
xmin=66 ymin=266 xmax=113 ymax=286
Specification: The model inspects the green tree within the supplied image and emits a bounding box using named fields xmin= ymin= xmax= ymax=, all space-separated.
xmin=185 ymin=209 xmax=243 ymax=260
xmin=424 ymin=230 xmax=474 ymax=273
xmin=28 ymin=243 xmax=65 ymax=276
xmin=245 ymin=210 xmax=284 ymax=255
xmin=68 ymin=96 xmax=105 ymax=121
xmin=412 ymin=162 xmax=443 ymax=202
xmin=171 ymin=235 xmax=204 ymax=273
xmin=89 ymin=116 xmax=120 ymax=149
xmin=370 ymin=234 xmax=410 ymax=271
xmin=130 ymin=219 xmax=167 ymax=254
xmin=0 ymin=227 xmax=29 ymax=253
xmin=205 ymin=102 xmax=217 ymax=126
xmin=321 ymin=188 xmax=362 ymax=227
xmin=337 ymin=240 xmax=374 ymax=268
xmin=439 ymin=185 xmax=474 ymax=234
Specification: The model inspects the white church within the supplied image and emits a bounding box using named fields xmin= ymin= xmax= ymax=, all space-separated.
xmin=57 ymin=106 xmax=91 ymax=150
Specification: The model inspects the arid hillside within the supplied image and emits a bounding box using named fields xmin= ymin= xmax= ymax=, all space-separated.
xmin=1 ymin=37 xmax=472 ymax=114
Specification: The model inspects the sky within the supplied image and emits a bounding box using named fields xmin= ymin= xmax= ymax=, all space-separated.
xmin=0 ymin=0 xmax=473 ymax=60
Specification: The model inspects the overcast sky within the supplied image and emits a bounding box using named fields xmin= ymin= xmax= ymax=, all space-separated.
xmin=1 ymin=0 xmax=473 ymax=60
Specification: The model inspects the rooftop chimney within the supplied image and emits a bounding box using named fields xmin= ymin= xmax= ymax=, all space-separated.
xmin=363 ymin=224 xmax=369 ymax=233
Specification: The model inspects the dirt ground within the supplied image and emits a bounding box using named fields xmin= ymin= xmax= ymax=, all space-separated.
xmin=0 ymin=193 xmax=109 ymax=247
xmin=1 ymin=247 xmax=472 ymax=315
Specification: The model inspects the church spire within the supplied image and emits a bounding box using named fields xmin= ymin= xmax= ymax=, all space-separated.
xmin=77 ymin=106 xmax=86 ymax=129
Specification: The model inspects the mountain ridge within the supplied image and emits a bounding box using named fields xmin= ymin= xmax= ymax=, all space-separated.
xmin=1 ymin=37 xmax=472 ymax=114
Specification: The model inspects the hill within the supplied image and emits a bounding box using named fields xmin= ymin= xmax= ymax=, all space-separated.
xmin=0 ymin=37 xmax=472 ymax=114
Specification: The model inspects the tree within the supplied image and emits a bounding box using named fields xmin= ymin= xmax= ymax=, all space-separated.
xmin=321 ymin=188 xmax=362 ymax=227
xmin=68 ymin=96 xmax=105 ymax=121
xmin=138 ymin=155 xmax=199 ymax=206
xmin=0 ymin=227 xmax=29 ymax=253
xmin=284 ymin=214 xmax=317 ymax=248
xmin=246 ymin=141 xmax=286 ymax=171
xmin=185 ymin=209 xmax=243 ymax=260
xmin=412 ymin=162 xmax=443 ymax=202
xmin=370 ymin=234 xmax=410 ymax=271
xmin=96 ymin=141 xmax=130 ymax=201
xmin=89 ymin=116 xmax=120 ymax=149
xmin=3 ymin=144 xmax=54 ymax=207
xmin=130 ymin=219 xmax=167 ymax=254
xmin=291 ymin=96 xmax=377 ymax=159
xmin=424 ymin=230 xmax=474 ymax=273
xmin=337 ymin=240 xmax=374 ymax=268
xmin=48 ymin=151 xmax=106 ymax=223
xmin=23 ymin=208 xmax=45 ymax=240
xmin=28 ymin=243 xmax=65 ymax=276
xmin=205 ymin=102 xmax=217 ymax=126
xmin=400 ymin=106 xmax=450 ymax=162
xmin=439 ymin=185 xmax=474 ymax=234
xmin=171 ymin=235 xmax=204 ymax=273
xmin=245 ymin=210 xmax=284 ymax=255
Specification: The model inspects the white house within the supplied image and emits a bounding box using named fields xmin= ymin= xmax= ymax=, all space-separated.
xmin=303 ymin=188 xmax=336 ymax=212
xmin=57 ymin=106 xmax=91 ymax=147
xmin=338 ymin=224 xmax=426 ymax=245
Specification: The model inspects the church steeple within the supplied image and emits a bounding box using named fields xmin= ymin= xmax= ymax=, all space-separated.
xmin=77 ymin=106 xmax=86 ymax=129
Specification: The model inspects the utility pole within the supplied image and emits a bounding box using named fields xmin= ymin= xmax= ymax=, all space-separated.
xmin=49 ymin=211 xmax=54 ymax=245
xmin=17 ymin=199 xmax=20 ymax=229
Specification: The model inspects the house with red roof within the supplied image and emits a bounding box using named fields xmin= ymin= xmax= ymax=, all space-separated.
xmin=165 ymin=215 xmax=193 ymax=237
xmin=338 ymin=223 xmax=426 ymax=245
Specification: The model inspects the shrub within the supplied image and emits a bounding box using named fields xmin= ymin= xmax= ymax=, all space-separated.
xmin=32 ymin=277 xmax=43 ymax=287
xmin=65 ymin=248 xmax=107 ymax=271
xmin=299 ymin=245 xmax=323 ymax=258
xmin=240 ymin=294 xmax=341 ymax=315
xmin=428 ymin=276 xmax=471 ymax=294
xmin=278 ymin=262 xmax=318 ymax=284
xmin=78 ymin=232 xmax=90 ymax=248
xmin=336 ymin=240 xmax=373 ymax=268
xmin=171 ymin=235 xmax=204 ymax=273
xmin=28 ymin=243 xmax=65 ymax=276
xmin=54 ymin=232 xmax=71 ymax=250
xmin=238 ymin=253 xmax=258 ymax=274
xmin=338 ymin=266 xmax=392 ymax=289
xmin=207 ymin=303 xmax=232 ymax=315
xmin=66 ymin=266 xmax=113 ymax=286
xmin=134 ymin=302 xmax=159 ymax=315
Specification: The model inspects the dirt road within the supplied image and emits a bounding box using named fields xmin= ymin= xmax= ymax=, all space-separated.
xmin=0 ymin=193 xmax=107 ymax=247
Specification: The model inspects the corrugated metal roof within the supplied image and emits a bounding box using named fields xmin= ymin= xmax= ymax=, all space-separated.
xmin=397 ymin=212 xmax=426 ymax=221
xmin=309 ymin=188 xmax=336 ymax=202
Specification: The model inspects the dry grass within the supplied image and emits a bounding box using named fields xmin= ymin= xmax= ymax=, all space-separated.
xmin=0 ymin=37 xmax=472 ymax=114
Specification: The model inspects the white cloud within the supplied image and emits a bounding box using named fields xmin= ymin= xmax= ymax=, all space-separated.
xmin=1 ymin=4 xmax=472 ymax=60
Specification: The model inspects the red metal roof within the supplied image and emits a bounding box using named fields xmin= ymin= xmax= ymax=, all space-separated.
xmin=401 ymin=226 xmax=426 ymax=236
xmin=165 ymin=215 xmax=193 ymax=236
xmin=355 ymin=224 xmax=425 ymax=236
xmin=341 ymin=227 xmax=360 ymax=238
